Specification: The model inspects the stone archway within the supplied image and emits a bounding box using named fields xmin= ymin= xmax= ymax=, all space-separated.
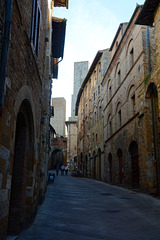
xmin=129 ymin=141 xmax=139 ymax=189
xmin=117 ymin=149 xmax=123 ymax=184
xmin=88 ymin=153 xmax=91 ymax=177
xmin=108 ymin=153 xmax=112 ymax=183
xmin=93 ymin=151 xmax=96 ymax=179
xmin=85 ymin=155 xmax=88 ymax=177
xmin=146 ymin=82 xmax=160 ymax=193
xmin=8 ymin=100 xmax=35 ymax=235
xmin=98 ymin=148 xmax=101 ymax=180
xmin=80 ymin=152 xmax=83 ymax=172
xmin=50 ymin=149 xmax=64 ymax=169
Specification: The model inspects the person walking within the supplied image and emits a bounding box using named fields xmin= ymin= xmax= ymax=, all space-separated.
xmin=61 ymin=165 xmax=65 ymax=175
xmin=65 ymin=165 xmax=68 ymax=175
xmin=49 ymin=172 xmax=55 ymax=183
xmin=56 ymin=165 xmax=59 ymax=176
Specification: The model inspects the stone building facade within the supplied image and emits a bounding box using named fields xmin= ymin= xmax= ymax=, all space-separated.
xmin=75 ymin=49 xmax=111 ymax=179
xmin=76 ymin=5 xmax=158 ymax=195
xmin=71 ymin=61 xmax=89 ymax=118
xmin=49 ymin=130 xmax=67 ymax=170
xmin=65 ymin=61 xmax=89 ymax=170
xmin=50 ymin=97 xmax=66 ymax=137
xmin=102 ymin=5 xmax=156 ymax=193
xmin=136 ymin=0 xmax=160 ymax=194
xmin=0 ymin=0 xmax=68 ymax=239
xmin=65 ymin=119 xmax=78 ymax=170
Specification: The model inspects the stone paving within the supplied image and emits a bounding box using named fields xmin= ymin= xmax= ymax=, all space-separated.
xmin=16 ymin=173 xmax=160 ymax=240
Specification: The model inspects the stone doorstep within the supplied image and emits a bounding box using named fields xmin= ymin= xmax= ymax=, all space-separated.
xmin=7 ymin=236 xmax=18 ymax=240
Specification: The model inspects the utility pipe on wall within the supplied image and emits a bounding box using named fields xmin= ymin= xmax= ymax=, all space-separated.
xmin=0 ymin=0 xmax=13 ymax=114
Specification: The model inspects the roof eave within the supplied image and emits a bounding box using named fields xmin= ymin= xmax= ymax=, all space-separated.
xmin=135 ymin=0 xmax=159 ymax=26
xmin=54 ymin=0 xmax=69 ymax=9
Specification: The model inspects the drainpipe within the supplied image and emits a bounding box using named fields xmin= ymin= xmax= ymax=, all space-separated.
xmin=151 ymin=89 xmax=160 ymax=194
xmin=0 ymin=0 xmax=13 ymax=115
xmin=146 ymin=26 xmax=152 ymax=73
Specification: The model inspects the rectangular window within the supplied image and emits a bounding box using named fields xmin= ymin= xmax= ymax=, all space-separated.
xmin=130 ymin=48 xmax=134 ymax=67
xmin=30 ymin=0 xmax=41 ymax=56
xmin=94 ymin=112 xmax=96 ymax=124
xmin=118 ymin=70 xmax=121 ymax=86
xmin=131 ymin=94 xmax=135 ymax=114
xmin=118 ymin=110 xmax=121 ymax=127
xmin=98 ymin=85 xmax=100 ymax=95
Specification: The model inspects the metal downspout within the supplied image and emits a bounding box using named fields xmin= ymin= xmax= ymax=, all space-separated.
xmin=0 ymin=0 xmax=13 ymax=114
xmin=147 ymin=26 xmax=152 ymax=73
xmin=151 ymin=89 xmax=160 ymax=194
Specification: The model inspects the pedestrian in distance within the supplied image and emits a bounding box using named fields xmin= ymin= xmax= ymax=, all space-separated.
xmin=56 ymin=165 xmax=59 ymax=176
xmin=65 ymin=165 xmax=68 ymax=175
xmin=61 ymin=165 xmax=65 ymax=175
xmin=49 ymin=172 xmax=55 ymax=184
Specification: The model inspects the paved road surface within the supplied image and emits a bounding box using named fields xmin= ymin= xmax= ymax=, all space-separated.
xmin=17 ymin=173 xmax=160 ymax=240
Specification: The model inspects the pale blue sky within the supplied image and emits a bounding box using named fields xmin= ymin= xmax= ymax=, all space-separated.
xmin=52 ymin=0 xmax=145 ymax=120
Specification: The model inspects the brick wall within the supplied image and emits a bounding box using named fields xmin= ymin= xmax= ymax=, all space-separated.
xmin=0 ymin=0 xmax=52 ymax=238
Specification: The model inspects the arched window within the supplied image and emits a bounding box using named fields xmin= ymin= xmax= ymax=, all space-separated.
xmin=98 ymin=148 xmax=101 ymax=180
xmin=127 ymin=39 xmax=134 ymax=71
xmin=99 ymin=105 xmax=102 ymax=119
xmin=115 ymin=62 xmax=121 ymax=88
xmin=116 ymin=102 xmax=122 ymax=129
xmin=107 ymin=114 xmax=112 ymax=138
xmin=127 ymin=85 xmax=135 ymax=118
xmin=107 ymin=79 xmax=112 ymax=102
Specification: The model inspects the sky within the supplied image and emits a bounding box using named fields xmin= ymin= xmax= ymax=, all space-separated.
xmin=52 ymin=0 xmax=145 ymax=120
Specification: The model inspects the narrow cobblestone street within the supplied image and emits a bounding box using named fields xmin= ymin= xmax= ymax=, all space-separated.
xmin=17 ymin=173 xmax=160 ymax=240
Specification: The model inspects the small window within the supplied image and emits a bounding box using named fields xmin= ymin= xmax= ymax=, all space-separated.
xmin=118 ymin=70 xmax=121 ymax=86
xmin=85 ymin=104 xmax=87 ymax=113
xmin=109 ymin=121 xmax=112 ymax=137
xmin=94 ymin=112 xmax=97 ymax=124
xmin=131 ymin=94 xmax=135 ymax=114
xmin=96 ymin=133 xmax=98 ymax=144
xmin=130 ymin=48 xmax=134 ymax=67
xmin=118 ymin=110 xmax=121 ymax=127
xmin=94 ymin=70 xmax=96 ymax=82
xmin=99 ymin=106 xmax=102 ymax=119
xmin=109 ymin=86 xmax=112 ymax=99
xmin=30 ymin=0 xmax=41 ymax=56
xmin=98 ymin=86 xmax=100 ymax=95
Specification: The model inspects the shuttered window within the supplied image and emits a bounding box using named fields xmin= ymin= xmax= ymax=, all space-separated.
xmin=30 ymin=0 xmax=40 ymax=56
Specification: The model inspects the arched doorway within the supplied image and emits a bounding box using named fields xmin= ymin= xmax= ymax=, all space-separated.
xmin=85 ymin=155 xmax=88 ymax=177
xmin=80 ymin=153 xmax=83 ymax=172
xmin=93 ymin=151 xmax=96 ymax=179
xmin=146 ymin=83 xmax=160 ymax=193
xmin=117 ymin=149 xmax=123 ymax=184
xmin=129 ymin=141 xmax=139 ymax=189
xmin=50 ymin=149 xmax=64 ymax=169
xmin=8 ymin=100 xmax=34 ymax=235
xmin=88 ymin=153 xmax=91 ymax=177
xmin=98 ymin=148 xmax=101 ymax=180
xmin=108 ymin=153 xmax=112 ymax=183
